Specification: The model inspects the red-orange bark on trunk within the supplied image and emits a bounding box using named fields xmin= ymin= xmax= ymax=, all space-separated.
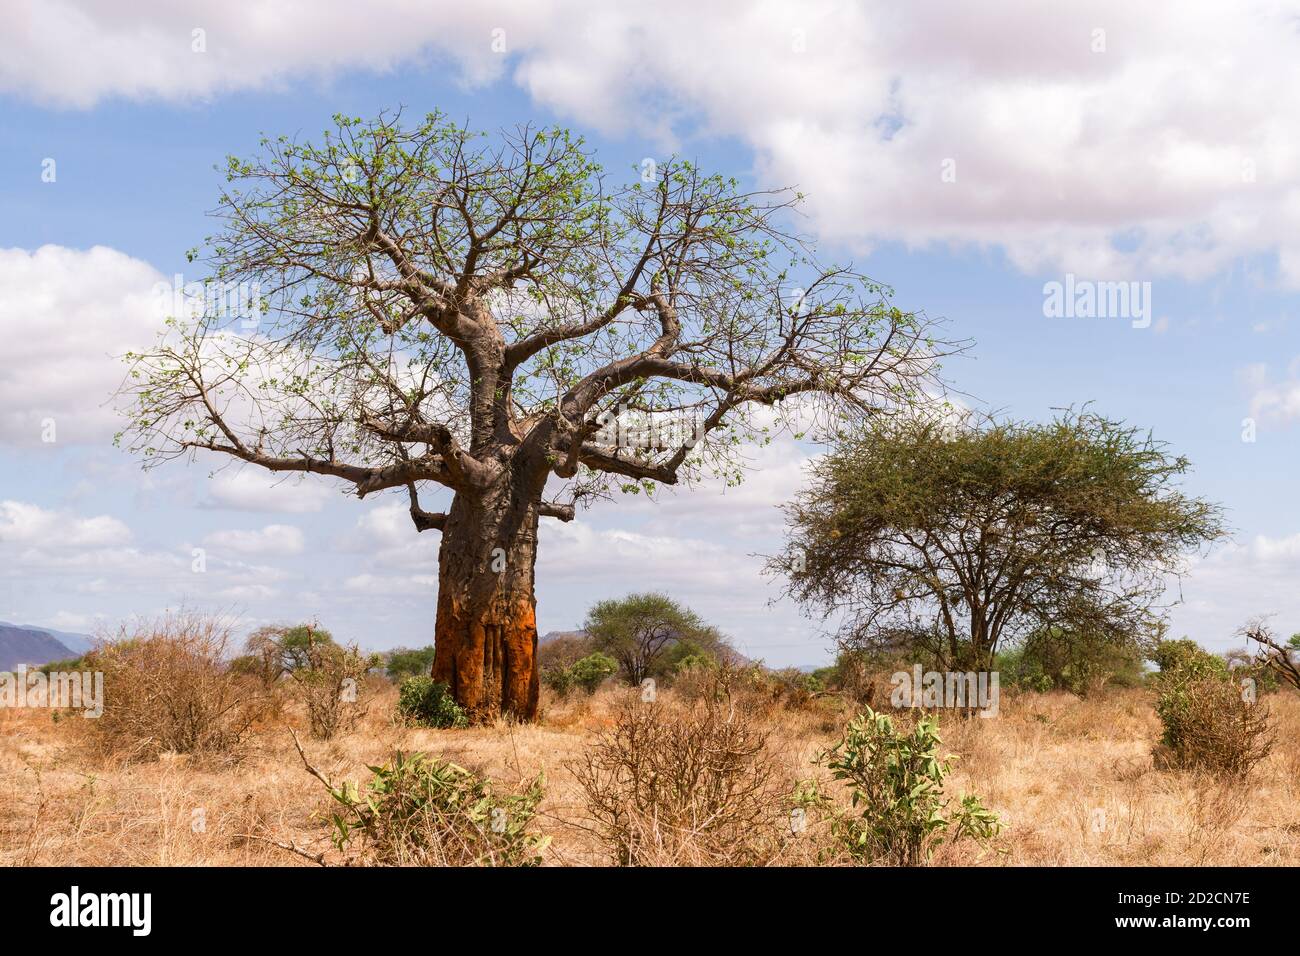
xmin=430 ymin=489 xmax=542 ymax=723
xmin=432 ymin=591 xmax=538 ymax=722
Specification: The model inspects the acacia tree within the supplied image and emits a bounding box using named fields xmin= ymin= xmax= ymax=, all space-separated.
xmin=774 ymin=411 xmax=1226 ymax=671
xmin=585 ymin=592 xmax=718 ymax=685
xmin=120 ymin=111 xmax=944 ymax=722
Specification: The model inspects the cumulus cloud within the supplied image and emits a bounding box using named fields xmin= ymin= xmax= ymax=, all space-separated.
xmin=0 ymin=499 xmax=296 ymax=616
xmin=601 ymin=434 xmax=818 ymax=538
xmin=204 ymin=523 xmax=305 ymax=556
xmin=0 ymin=245 xmax=168 ymax=446
xmin=203 ymin=469 xmax=337 ymax=513
xmin=0 ymin=499 xmax=132 ymax=548
xmin=7 ymin=2 xmax=1300 ymax=282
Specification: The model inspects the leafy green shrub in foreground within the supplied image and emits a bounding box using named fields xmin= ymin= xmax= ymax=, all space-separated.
xmin=397 ymin=676 xmax=468 ymax=728
xmin=800 ymin=707 xmax=1002 ymax=865
xmin=319 ymin=750 xmax=548 ymax=866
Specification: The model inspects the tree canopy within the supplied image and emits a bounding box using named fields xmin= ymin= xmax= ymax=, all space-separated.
xmin=114 ymin=108 xmax=951 ymax=721
xmin=584 ymin=592 xmax=724 ymax=685
xmin=774 ymin=410 xmax=1226 ymax=670
xmin=119 ymin=109 xmax=947 ymax=516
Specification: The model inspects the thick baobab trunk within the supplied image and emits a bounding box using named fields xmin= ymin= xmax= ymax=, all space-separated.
xmin=430 ymin=487 xmax=541 ymax=723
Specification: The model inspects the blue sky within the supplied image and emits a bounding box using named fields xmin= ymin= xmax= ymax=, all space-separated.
xmin=3 ymin=2 xmax=1300 ymax=665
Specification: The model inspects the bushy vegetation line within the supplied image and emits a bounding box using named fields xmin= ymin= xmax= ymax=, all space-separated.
xmin=289 ymin=731 xmax=548 ymax=867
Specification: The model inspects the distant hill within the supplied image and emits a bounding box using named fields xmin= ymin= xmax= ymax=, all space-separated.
xmin=539 ymin=630 xmax=587 ymax=645
xmin=21 ymin=625 xmax=94 ymax=654
xmin=0 ymin=624 xmax=78 ymax=670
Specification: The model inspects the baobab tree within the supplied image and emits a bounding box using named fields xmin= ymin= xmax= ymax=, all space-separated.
xmin=120 ymin=110 xmax=945 ymax=722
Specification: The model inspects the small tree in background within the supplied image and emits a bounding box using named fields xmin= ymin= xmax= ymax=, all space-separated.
xmin=293 ymin=640 xmax=380 ymax=740
xmin=568 ymin=653 xmax=619 ymax=694
xmin=539 ymin=633 xmax=591 ymax=696
xmin=235 ymin=623 xmax=378 ymax=739
xmin=999 ymin=625 xmax=1146 ymax=695
xmin=239 ymin=623 xmax=337 ymax=683
xmin=775 ymin=410 xmax=1226 ymax=671
xmin=585 ymin=593 xmax=724 ymax=685
xmin=386 ymin=645 xmax=437 ymax=682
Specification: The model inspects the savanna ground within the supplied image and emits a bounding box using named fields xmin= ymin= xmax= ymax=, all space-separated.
xmin=3 ymin=680 xmax=1298 ymax=867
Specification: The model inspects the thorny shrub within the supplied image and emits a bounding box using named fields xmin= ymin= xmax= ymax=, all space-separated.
xmin=289 ymin=637 xmax=380 ymax=740
xmin=83 ymin=612 xmax=266 ymax=761
xmin=1153 ymin=642 xmax=1273 ymax=776
xmin=569 ymin=685 xmax=791 ymax=865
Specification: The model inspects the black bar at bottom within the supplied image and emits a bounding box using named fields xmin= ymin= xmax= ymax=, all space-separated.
xmin=0 ymin=865 xmax=1279 ymax=941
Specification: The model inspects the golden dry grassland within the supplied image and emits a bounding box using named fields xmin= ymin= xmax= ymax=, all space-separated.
xmin=3 ymin=683 xmax=1298 ymax=866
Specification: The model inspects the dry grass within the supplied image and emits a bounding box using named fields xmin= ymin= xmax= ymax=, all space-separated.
xmin=2 ymin=683 xmax=1298 ymax=866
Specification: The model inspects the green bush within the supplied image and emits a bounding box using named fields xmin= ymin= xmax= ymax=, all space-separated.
xmin=36 ymin=655 xmax=86 ymax=675
xmin=801 ymin=707 xmax=1002 ymax=865
xmin=313 ymin=749 xmax=548 ymax=866
xmin=994 ymin=646 xmax=1053 ymax=692
xmin=999 ymin=628 xmax=1145 ymax=695
xmin=568 ymin=653 xmax=618 ymax=693
xmin=385 ymin=645 xmax=436 ymax=681
xmin=1152 ymin=638 xmax=1229 ymax=681
xmin=397 ymin=676 xmax=468 ymax=729
xmin=541 ymin=664 xmax=574 ymax=697
xmin=1152 ymin=639 xmax=1271 ymax=775
xmin=659 ymin=638 xmax=717 ymax=676
xmin=542 ymin=652 xmax=618 ymax=697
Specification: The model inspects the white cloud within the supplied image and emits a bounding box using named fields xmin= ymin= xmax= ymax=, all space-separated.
xmin=0 ymin=499 xmax=132 ymax=548
xmin=204 ymin=523 xmax=305 ymax=556
xmin=1171 ymin=533 xmax=1300 ymax=651
xmin=0 ymin=500 xmax=297 ymax=615
xmin=41 ymin=610 xmax=109 ymax=632
xmin=0 ymin=245 xmax=168 ymax=446
xmin=1246 ymin=356 xmax=1300 ymax=424
xmin=338 ymin=499 xmax=443 ymax=572
xmin=203 ymin=469 xmax=336 ymax=513
xmin=343 ymin=572 xmax=437 ymax=596
xmin=215 ymin=583 xmax=280 ymax=600
xmin=0 ymin=1 xmax=507 ymax=108
xmin=541 ymin=520 xmax=733 ymax=587
xmin=8 ymin=3 xmax=1300 ymax=282
xmin=621 ymin=436 xmax=819 ymax=540
xmin=349 ymin=501 xmax=421 ymax=550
